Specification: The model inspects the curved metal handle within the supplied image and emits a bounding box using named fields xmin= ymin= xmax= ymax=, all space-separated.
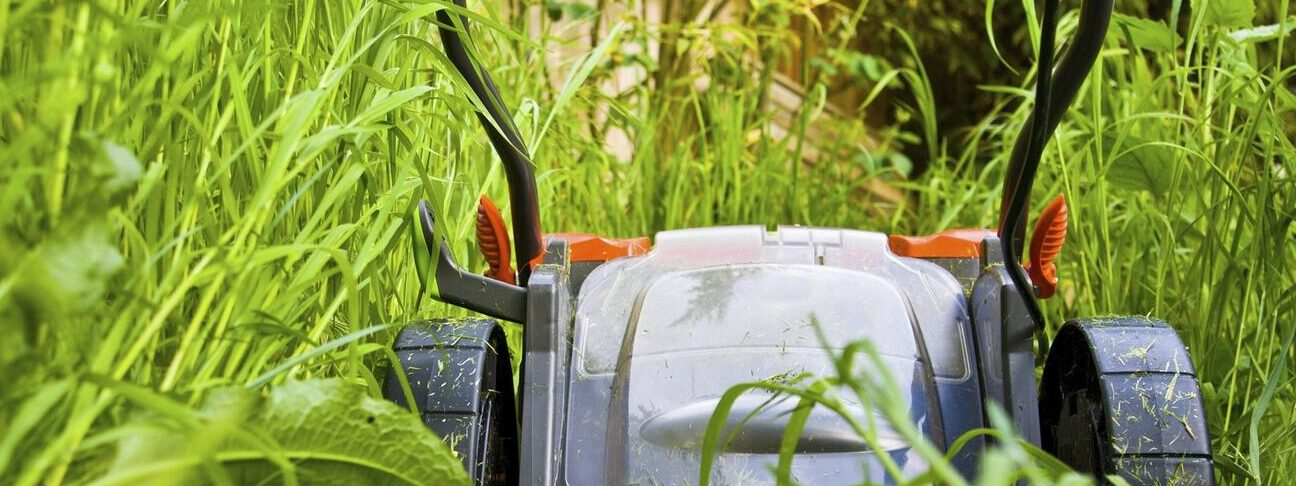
xmin=996 ymin=0 xmax=1113 ymax=336
xmin=436 ymin=0 xmax=544 ymax=285
xmin=999 ymin=0 xmax=1113 ymax=253
xmin=414 ymin=201 xmax=527 ymax=323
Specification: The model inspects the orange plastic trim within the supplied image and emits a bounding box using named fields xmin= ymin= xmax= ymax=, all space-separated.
xmin=888 ymin=229 xmax=994 ymax=259
xmin=476 ymin=196 xmax=516 ymax=284
xmin=530 ymin=233 xmax=651 ymax=267
xmin=1025 ymin=194 xmax=1068 ymax=299
xmin=477 ymin=195 xmax=651 ymax=279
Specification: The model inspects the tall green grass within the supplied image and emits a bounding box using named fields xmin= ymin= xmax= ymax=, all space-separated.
xmin=1 ymin=0 xmax=1292 ymax=483
xmin=0 ymin=1 xmax=495 ymax=483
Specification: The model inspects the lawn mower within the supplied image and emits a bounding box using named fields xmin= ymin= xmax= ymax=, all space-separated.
xmin=383 ymin=0 xmax=1214 ymax=484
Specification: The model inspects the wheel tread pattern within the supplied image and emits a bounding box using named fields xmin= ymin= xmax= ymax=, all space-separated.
xmin=1041 ymin=316 xmax=1214 ymax=486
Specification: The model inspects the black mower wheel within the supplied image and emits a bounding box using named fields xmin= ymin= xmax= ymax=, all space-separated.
xmin=382 ymin=318 xmax=519 ymax=486
xmin=1040 ymin=317 xmax=1213 ymax=485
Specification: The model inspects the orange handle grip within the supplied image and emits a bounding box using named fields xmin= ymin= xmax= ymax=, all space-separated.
xmin=1026 ymin=194 xmax=1068 ymax=298
xmin=476 ymin=195 xmax=516 ymax=285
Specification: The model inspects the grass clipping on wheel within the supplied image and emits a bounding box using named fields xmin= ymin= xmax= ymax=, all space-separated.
xmin=99 ymin=379 xmax=469 ymax=486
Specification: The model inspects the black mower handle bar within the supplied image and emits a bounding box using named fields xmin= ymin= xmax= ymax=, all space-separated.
xmin=436 ymin=0 xmax=544 ymax=285
xmin=998 ymin=0 xmax=1113 ymax=337
xmin=999 ymin=0 xmax=1113 ymax=255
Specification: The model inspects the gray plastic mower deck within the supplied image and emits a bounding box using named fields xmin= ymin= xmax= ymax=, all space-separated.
xmin=529 ymin=226 xmax=988 ymax=483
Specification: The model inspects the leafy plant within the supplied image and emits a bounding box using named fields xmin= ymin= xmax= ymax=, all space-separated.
xmin=96 ymin=378 xmax=469 ymax=486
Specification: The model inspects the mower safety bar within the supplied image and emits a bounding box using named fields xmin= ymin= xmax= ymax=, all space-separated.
xmin=416 ymin=201 xmax=527 ymax=323
xmin=436 ymin=0 xmax=544 ymax=285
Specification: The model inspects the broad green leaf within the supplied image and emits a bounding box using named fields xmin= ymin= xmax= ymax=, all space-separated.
xmin=1197 ymin=0 xmax=1255 ymax=28
xmin=99 ymin=141 xmax=144 ymax=194
xmin=1104 ymin=137 xmax=1176 ymax=197
xmin=17 ymin=223 xmax=124 ymax=319
xmin=1111 ymin=14 xmax=1179 ymax=52
xmin=230 ymin=379 xmax=468 ymax=485
xmin=100 ymin=379 xmax=469 ymax=486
